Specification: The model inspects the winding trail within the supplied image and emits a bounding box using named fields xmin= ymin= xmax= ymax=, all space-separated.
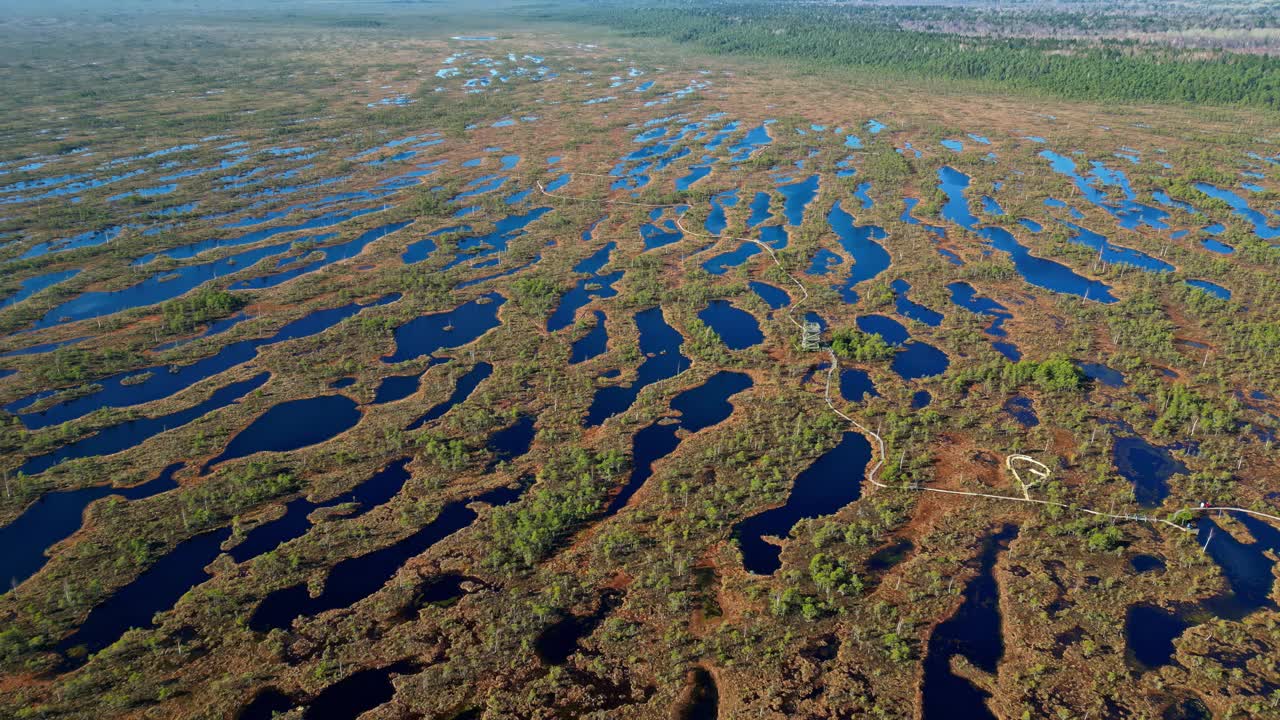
xmin=536 ymin=177 xmax=1280 ymax=534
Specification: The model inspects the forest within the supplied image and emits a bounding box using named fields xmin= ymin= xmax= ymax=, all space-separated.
xmin=531 ymin=1 xmax=1280 ymax=108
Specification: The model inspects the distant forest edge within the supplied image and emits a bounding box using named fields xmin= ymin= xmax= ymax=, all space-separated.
xmin=531 ymin=3 xmax=1280 ymax=110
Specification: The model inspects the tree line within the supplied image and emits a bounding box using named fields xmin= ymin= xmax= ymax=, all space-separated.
xmin=534 ymin=2 xmax=1280 ymax=109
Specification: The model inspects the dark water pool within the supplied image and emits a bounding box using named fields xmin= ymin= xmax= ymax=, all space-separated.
xmin=921 ymin=525 xmax=1019 ymax=720
xmin=828 ymin=201 xmax=889 ymax=303
xmin=1 ymin=463 xmax=182 ymax=593
xmin=58 ymin=524 xmax=235 ymax=661
xmin=19 ymin=373 xmax=268 ymax=477
xmin=134 ymin=205 xmax=387 ymax=265
xmin=604 ymin=371 xmax=752 ymax=516
xmin=674 ymin=667 xmax=719 ymax=720
xmin=407 ymin=362 xmax=492 ymax=430
xmin=236 ymin=688 xmax=295 ymax=720
xmin=777 ymin=174 xmax=819 ymax=226
xmin=440 ymin=207 xmax=551 ymax=271
xmin=1199 ymin=515 xmax=1280 ymax=620
xmin=382 ymin=292 xmax=504 ymax=364
xmin=698 ymin=300 xmax=762 ymax=350
xmin=487 ymin=415 xmax=537 ymax=468
xmin=1130 ymin=554 xmax=1166 ymax=574
xmin=701 ymin=242 xmax=760 ymax=276
xmin=1004 ymin=395 xmax=1039 ymax=427
xmin=937 ymin=167 xmax=1115 ymax=302
xmin=856 ymin=314 xmax=909 ymax=345
xmin=301 ymin=660 xmax=420 ymax=720
xmin=947 ymin=282 xmax=1010 ymax=337
xmin=228 ymin=458 xmax=413 ymax=564
xmin=1113 ymin=434 xmax=1187 ymax=507
xmin=892 ymin=341 xmax=950 ymax=382
xmin=204 ymin=394 xmax=361 ymax=471
xmin=535 ymin=589 xmax=623 ymax=665
xmin=840 ymin=369 xmax=878 ymax=403
xmin=1125 ymin=604 xmax=1193 ymax=670
xmin=749 ymin=281 xmax=790 ymax=310
xmin=0 ymin=269 xmax=80 ymax=311
xmin=735 ymin=431 xmax=871 ymax=575
xmin=570 ymin=311 xmax=609 ymax=364
xmin=249 ymin=481 xmax=527 ymax=632
xmin=891 ymin=279 xmax=943 ymax=327
xmin=585 ymin=307 xmax=688 ymax=427
xmin=1127 ymin=514 xmax=1280 ymax=670
xmin=704 ymin=191 xmax=737 ymax=235
xmin=547 ymin=271 xmax=622 ymax=332
xmin=1078 ymin=362 xmax=1125 ymax=388
xmin=10 ymin=295 xmax=398 ymax=431
xmin=230 ymin=220 xmax=414 ymax=291
xmin=372 ymin=372 xmax=423 ymax=405
xmin=574 ymin=241 xmax=616 ymax=274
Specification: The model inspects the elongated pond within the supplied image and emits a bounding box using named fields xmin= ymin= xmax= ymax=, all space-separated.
xmin=585 ymin=307 xmax=688 ymax=427
xmin=736 ymin=431 xmax=871 ymax=575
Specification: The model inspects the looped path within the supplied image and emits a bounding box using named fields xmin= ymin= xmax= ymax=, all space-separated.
xmin=536 ymin=178 xmax=1280 ymax=533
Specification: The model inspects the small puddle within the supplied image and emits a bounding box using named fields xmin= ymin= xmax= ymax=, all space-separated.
xmin=673 ymin=667 xmax=719 ymax=720
xmin=1130 ymin=554 xmax=1166 ymax=574
xmin=487 ymin=415 xmax=537 ymax=469
xmin=535 ymin=589 xmax=624 ymax=665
